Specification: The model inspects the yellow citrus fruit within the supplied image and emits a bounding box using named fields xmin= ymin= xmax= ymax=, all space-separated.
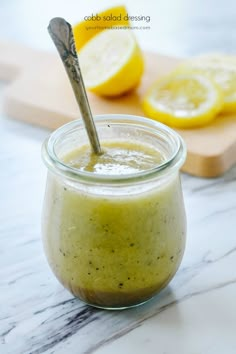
xmin=79 ymin=27 xmax=144 ymax=97
xmin=193 ymin=53 xmax=236 ymax=66
xmin=73 ymin=5 xmax=129 ymax=51
xmin=175 ymin=55 xmax=236 ymax=112
xmin=142 ymin=72 xmax=224 ymax=129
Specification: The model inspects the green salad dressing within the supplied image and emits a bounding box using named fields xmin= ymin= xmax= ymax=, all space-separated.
xmin=43 ymin=140 xmax=186 ymax=307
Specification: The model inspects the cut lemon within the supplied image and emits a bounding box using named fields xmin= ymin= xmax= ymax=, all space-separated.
xmin=73 ymin=5 xmax=129 ymax=51
xmin=142 ymin=72 xmax=223 ymax=129
xmin=79 ymin=28 xmax=144 ymax=97
xmin=194 ymin=53 xmax=236 ymax=65
xmin=175 ymin=55 xmax=236 ymax=112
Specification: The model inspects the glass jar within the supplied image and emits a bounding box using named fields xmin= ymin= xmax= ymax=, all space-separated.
xmin=42 ymin=114 xmax=187 ymax=310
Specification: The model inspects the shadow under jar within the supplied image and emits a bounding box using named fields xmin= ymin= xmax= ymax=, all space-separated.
xmin=42 ymin=114 xmax=187 ymax=310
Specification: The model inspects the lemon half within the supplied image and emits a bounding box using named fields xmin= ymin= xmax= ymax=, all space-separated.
xmin=142 ymin=72 xmax=224 ymax=129
xmin=73 ymin=5 xmax=129 ymax=51
xmin=79 ymin=27 xmax=144 ymax=97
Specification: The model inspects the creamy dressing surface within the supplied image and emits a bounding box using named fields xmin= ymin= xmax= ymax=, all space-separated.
xmin=64 ymin=140 xmax=164 ymax=175
xmin=43 ymin=140 xmax=186 ymax=308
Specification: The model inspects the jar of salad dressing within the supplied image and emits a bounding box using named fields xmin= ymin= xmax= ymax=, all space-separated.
xmin=42 ymin=115 xmax=187 ymax=309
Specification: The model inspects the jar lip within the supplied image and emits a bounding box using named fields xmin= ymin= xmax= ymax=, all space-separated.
xmin=42 ymin=114 xmax=186 ymax=183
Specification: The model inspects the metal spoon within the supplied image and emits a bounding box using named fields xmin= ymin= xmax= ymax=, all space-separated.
xmin=48 ymin=17 xmax=102 ymax=155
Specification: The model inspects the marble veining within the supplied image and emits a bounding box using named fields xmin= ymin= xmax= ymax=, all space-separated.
xmin=0 ymin=108 xmax=236 ymax=353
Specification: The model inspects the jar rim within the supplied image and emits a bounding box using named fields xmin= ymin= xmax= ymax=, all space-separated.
xmin=42 ymin=114 xmax=186 ymax=184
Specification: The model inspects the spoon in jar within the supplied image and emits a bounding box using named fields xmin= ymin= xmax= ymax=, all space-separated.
xmin=48 ymin=17 xmax=102 ymax=155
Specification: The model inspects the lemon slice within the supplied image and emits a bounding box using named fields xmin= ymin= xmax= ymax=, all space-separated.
xmin=195 ymin=53 xmax=236 ymax=65
xmin=175 ymin=55 xmax=236 ymax=112
xmin=79 ymin=28 xmax=144 ymax=97
xmin=73 ymin=5 xmax=129 ymax=51
xmin=142 ymin=72 xmax=223 ymax=129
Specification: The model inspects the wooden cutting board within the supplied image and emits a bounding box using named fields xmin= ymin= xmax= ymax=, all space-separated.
xmin=1 ymin=40 xmax=236 ymax=178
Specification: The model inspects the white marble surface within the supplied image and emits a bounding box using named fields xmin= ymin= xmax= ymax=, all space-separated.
xmin=1 ymin=1 xmax=236 ymax=354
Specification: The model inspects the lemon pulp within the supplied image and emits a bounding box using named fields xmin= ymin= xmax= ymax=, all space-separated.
xmin=79 ymin=28 xmax=144 ymax=96
xmin=142 ymin=72 xmax=223 ymax=128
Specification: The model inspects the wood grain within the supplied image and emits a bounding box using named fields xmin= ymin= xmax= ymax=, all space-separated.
xmin=1 ymin=40 xmax=236 ymax=177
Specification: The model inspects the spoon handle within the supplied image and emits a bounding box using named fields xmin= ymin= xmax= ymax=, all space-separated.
xmin=48 ymin=17 xmax=102 ymax=155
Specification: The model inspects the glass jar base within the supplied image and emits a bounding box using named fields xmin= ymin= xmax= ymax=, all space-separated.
xmin=77 ymin=294 xmax=156 ymax=311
